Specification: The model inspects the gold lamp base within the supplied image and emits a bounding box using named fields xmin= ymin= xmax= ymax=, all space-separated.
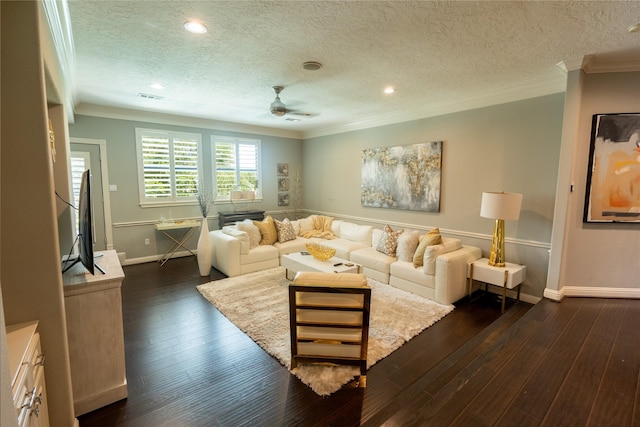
xmin=488 ymin=219 xmax=506 ymax=267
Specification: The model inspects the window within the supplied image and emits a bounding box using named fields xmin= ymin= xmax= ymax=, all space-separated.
xmin=70 ymin=151 xmax=90 ymax=236
xmin=135 ymin=128 xmax=202 ymax=206
xmin=212 ymin=136 xmax=261 ymax=199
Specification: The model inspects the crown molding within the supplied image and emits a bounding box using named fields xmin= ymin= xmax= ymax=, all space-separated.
xmin=74 ymin=104 xmax=303 ymax=140
xmin=582 ymin=54 xmax=640 ymax=74
xmin=41 ymin=0 xmax=77 ymax=120
xmin=302 ymin=74 xmax=566 ymax=139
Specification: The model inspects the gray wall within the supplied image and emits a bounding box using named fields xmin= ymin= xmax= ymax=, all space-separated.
xmin=69 ymin=115 xmax=303 ymax=262
xmin=303 ymin=94 xmax=566 ymax=299
xmin=70 ymin=94 xmax=564 ymax=299
xmin=552 ymin=71 xmax=640 ymax=295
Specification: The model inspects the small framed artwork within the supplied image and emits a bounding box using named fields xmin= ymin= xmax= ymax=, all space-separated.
xmin=278 ymin=193 xmax=289 ymax=206
xmin=584 ymin=113 xmax=640 ymax=223
xmin=277 ymin=163 xmax=289 ymax=176
xmin=278 ymin=178 xmax=289 ymax=192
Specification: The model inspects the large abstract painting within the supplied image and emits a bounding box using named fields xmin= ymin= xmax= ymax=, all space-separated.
xmin=361 ymin=141 xmax=442 ymax=212
xmin=584 ymin=113 xmax=640 ymax=223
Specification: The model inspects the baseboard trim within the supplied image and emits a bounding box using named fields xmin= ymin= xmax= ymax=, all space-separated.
xmin=544 ymin=286 xmax=640 ymax=302
xmin=480 ymin=287 xmax=541 ymax=305
xmin=121 ymin=251 xmax=194 ymax=266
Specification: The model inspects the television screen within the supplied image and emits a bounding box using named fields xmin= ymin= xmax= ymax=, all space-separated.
xmin=77 ymin=169 xmax=94 ymax=275
xmin=62 ymin=169 xmax=99 ymax=274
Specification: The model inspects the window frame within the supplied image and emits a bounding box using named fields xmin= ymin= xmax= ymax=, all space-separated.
xmin=211 ymin=135 xmax=262 ymax=202
xmin=135 ymin=128 xmax=203 ymax=207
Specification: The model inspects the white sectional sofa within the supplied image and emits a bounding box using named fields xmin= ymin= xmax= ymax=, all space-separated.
xmin=209 ymin=215 xmax=481 ymax=305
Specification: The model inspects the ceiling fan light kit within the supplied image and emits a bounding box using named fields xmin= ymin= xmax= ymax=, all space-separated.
xmin=270 ymin=86 xmax=287 ymax=117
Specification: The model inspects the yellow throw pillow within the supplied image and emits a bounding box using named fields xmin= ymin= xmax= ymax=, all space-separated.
xmin=413 ymin=228 xmax=442 ymax=267
xmin=253 ymin=215 xmax=278 ymax=245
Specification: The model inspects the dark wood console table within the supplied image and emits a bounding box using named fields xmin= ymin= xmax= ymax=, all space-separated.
xmin=218 ymin=210 xmax=265 ymax=229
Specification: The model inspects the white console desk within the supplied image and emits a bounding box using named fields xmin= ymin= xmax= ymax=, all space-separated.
xmin=63 ymin=249 xmax=127 ymax=416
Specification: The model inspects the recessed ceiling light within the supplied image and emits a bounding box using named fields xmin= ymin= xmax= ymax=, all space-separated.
xmin=184 ymin=21 xmax=207 ymax=34
xmin=628 ymin=23 xmax=640 ymax=33
xmin=150 ymin=83 xmax=164 ymax=90
xmin=384 ymin=86 xmax=395 ymax=94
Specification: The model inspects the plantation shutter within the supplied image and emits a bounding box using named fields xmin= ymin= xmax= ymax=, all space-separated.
xmin=213 ymin=137 xmax=260 ymax=198
xmin=173 ymin=137 xmax=199 ymax=197
xmin=136 ymin=129 xmax=202 ymax=205
xmin=141 ymin=135 xmax=171 ymax=198
xmin=215 ymin=141 xmax=237 ymax=197
xmin=238 ymin=143 xmax=258 ymax=190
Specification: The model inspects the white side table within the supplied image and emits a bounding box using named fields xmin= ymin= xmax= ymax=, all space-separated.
xmin=467 ymin=258 xmax=526 ymax=313
xmin=155 ymin=220 xmax=200 ymax=266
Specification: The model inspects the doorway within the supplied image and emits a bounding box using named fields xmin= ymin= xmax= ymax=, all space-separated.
xmin=70 ymin=138 xmax=113 ymax=251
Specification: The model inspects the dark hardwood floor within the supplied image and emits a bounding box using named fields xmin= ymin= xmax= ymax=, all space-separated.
xmin=78 ymin=256 xmax=640 ymax=426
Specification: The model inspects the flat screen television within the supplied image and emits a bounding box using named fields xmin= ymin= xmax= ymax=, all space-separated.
xmin=62 ymin=169 xmax=104 ymax=274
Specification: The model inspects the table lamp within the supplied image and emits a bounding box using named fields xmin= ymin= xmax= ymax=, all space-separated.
xmin=480 ymin=192 xmax=522 ymax=267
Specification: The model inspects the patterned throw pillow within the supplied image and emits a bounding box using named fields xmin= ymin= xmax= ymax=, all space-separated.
xmin=274 ymin=218 xmax=297 ymax=243
xmin=413 ymin=227 xmax=443 ymax=267
xmin=376 ymin=224 xmax=403 ymax=257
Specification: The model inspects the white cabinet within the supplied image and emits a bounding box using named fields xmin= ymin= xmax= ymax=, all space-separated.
xmin=63 ymin=249 xmax=127 ymax=416
xmin=6 ymin=321 xmax=50 ymax=427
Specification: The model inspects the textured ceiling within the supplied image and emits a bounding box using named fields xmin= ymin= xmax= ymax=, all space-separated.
xmin=67 ymin=1 xmax=640 ymax=137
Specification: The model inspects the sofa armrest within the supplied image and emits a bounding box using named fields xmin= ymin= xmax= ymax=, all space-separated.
xmin=434 ymin=245 xmax=482 ymax=305
xmin=210 ymin=229 xmax=242 ymax=277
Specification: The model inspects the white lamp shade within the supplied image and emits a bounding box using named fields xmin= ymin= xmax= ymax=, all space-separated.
xmin=480 ymin=192 xmax=523 ymax=220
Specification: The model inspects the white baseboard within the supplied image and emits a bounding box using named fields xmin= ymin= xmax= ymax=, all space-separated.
xmin=544 ymin=286 xmax=640 ymax=302
xmin=120 ymin=250 xmax=194 ymax=266
xmin=480 ymin=286 xmax=542 ymax=305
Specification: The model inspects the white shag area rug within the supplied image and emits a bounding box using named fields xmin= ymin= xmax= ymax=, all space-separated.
xmin=197 ymin=267 xmax=453 ymax=396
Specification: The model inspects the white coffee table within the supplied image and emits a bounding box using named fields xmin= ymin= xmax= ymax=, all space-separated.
xmin=281 ymin=252 xmax=360 ymax=280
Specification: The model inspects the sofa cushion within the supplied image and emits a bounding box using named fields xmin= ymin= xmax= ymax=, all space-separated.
xmin=376 ymin=224 xmax=404 ymax=257
xmin=320 ymin=238 xmax=368 ymax=260
xmin=254 ymin=215 xmax=278 ymax=245
xmin=331 ymin=219 xmax=342 ymax=237
xmin=293 ymin=271 xmax=368 ymax=288
xmin=413 ymin=228 xmax=443 ymax=267
xmin=350 ymin=247 xmax=395 ymax=274
xmin=424 ymin=237 xmax=462 ymax=275
xmin=396 ymin=230 xmax=420 ymax=262
xmin=240 ymin=244 xmax=279 ymax=264
xmin=390 ymin=261 xmax=436 ymax=289
xmin=221 ymin=226 xmax=250 ymax=254
xmin=275 ymin=218 xmax=297 ymax=243
xmin=340 ymin=222 xmax=373 ymax=245
xmin=273 ymin=237 xmax=310 ymax=256
xmin=237 ymin=219 xmax=261 ymax=249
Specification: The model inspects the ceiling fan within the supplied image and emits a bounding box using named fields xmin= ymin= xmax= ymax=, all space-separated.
xmin=269 ymin=86 xmax=313 ymax=118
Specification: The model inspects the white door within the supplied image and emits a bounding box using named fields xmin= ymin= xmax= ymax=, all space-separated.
xmin=70 ymin=143 xmax=107 ymax=251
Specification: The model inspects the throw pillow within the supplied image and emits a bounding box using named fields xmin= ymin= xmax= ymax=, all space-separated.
xmin=237 ymin=219 xmax=261 ymax=249
xmin=376 ymin=224 xmax=403 ymax=257
xmin=298 ymin=216 xmax=315 ymax=235
xmin=274 ymin=218 xmax=297 ymax=243
xmin=396 ymin=230 xmax=420 ymax=262
xmin=413 ymin=228 xmax=442 ymax=267
xmin=253 ymin=215 xmax=278 ymax=245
